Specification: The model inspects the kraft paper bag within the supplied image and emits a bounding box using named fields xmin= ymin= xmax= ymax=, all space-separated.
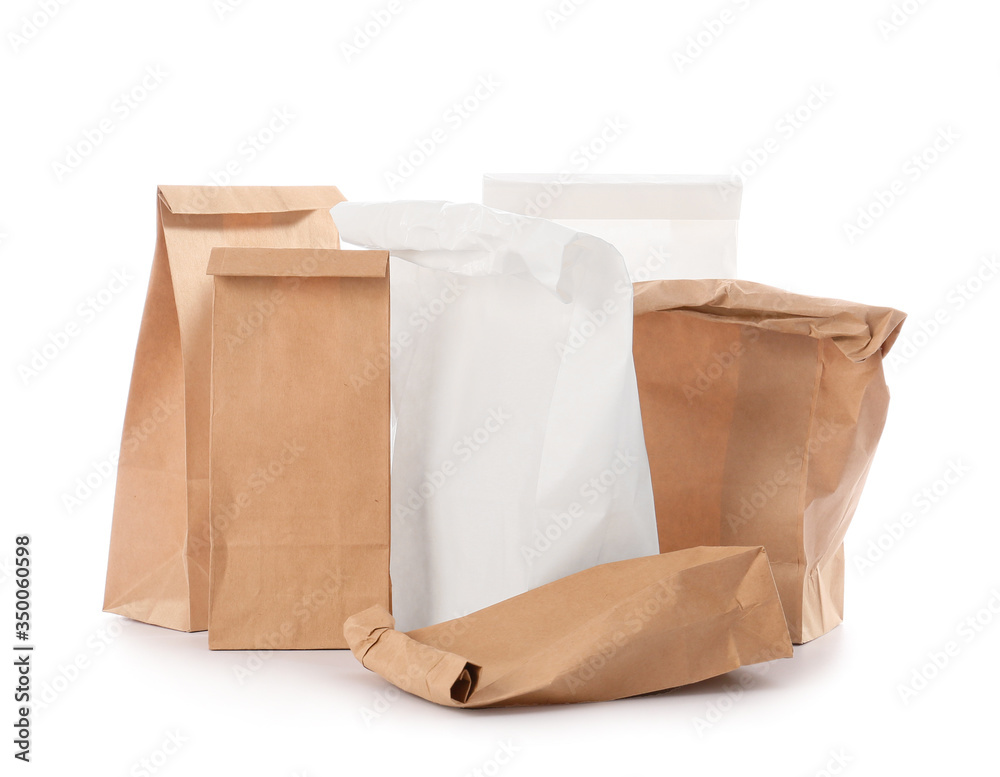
xmin=344 ymin=546 xmax=792 ymax=707
xmin=206 ymin=247 xmax=391 ymax=650
xmin=632 ymin=279 xmax=906 ymax=643
xmin=332 ymin=201 xmax=659 ymax=632
xmin=103 ymin=186 xmax=345 ymax=632
xmin=482 ymin=174 xmax=741 ymax=280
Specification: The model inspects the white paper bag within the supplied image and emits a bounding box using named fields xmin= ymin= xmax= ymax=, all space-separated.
xmin=332 ymin=201 xmax=659 ymax=631
xmin=482 ymin=174 xmax=741 ymax=281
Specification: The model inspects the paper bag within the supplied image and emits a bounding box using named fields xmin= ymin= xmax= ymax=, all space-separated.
xmin=632 ymin=279 xmax=905 ymax=643
xmin=344 ymin=545 xmax=792 ymax=707
xmin=332 ymin=201 xmax=659 ymax=632
xmin=482 ymin=174 xmax=741 ymax=280
xmin=206 ymin=247 xmax=390 ymax=650
xmin=103 ymin=186 xmax=345 ymax=632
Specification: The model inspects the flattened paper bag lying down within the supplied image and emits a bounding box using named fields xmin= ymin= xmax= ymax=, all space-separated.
xmin=632 ymin=280 xmax=906 ymax=644
xmin=344 ymin=546 xmax=792 ymax=708
xmin=332 ymin=201 xmax=658 ymax=632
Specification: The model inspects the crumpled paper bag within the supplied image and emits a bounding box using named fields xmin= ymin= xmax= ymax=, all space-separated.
xmin=344 ymin=546 xmax=792 ymax=708
xmin=632 ymin=279 xmax=906 ymax=643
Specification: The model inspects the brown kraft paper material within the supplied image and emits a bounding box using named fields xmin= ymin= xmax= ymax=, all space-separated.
xmin=344 ymin=546 xmax=792 ymax=707
xmin=207 ymin=247 xmax=391 ymax=650
xmin=632 ymin=279 xmax=906 ymax=643
xmin=103 ymin=186 xmax=345 ymax=632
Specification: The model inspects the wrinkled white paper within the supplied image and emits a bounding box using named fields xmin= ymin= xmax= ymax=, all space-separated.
xmin=332 ymin=201 xmax=659 ymax=630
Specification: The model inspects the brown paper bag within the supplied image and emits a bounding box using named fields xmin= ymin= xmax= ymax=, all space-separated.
xmin=206 ymin=247 xmax=391 ymax=650
xmin=632 ymin=279 xmax=905 ymax=643
xmin=103 ymin=186 xmax=345 ymax=632
xmin=344 ymin=546 xmax=792 ymax=707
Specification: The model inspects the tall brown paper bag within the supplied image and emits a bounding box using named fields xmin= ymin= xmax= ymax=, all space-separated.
xmin=632 ymin=279 xmax=905 ymax=643
xmin=344 ymin=546 xmax=792 ymax=707
xmin=103 ymin=186 xmax=345 ymax=632
xmin=207 ymin=247 xmax=391 ymax=650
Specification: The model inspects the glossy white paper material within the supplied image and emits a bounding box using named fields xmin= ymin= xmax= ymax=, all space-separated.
xmin=332 ymin=201 xmax=659 ymax=631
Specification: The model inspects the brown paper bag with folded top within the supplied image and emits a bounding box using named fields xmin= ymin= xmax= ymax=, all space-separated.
xmin=103 ymin=186 xmax=345 ymax=632
xmin=632 ymin=279 xmax=906 ymax=644
xmin=207 ymin=247 xmax=391 ymax=650
xmin=344 ymin=546 xmax=792 ymax=707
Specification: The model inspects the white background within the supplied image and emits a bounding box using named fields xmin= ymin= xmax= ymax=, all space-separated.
xmin=3 ymin=0 xmax=998 ymax=775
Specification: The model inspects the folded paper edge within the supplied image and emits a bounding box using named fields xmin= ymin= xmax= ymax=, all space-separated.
xmin=206 ymin=247 xmax=389 ymax=278
xmin=482 ymin=174 xmax=743 ymax=220
xmin=344 ymin=606 xmax=481 ymax=707
xmin=633 ymin=278 xmax=906 ymax=361
xmin=158 ymin=185 xmax=347 ymax=215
